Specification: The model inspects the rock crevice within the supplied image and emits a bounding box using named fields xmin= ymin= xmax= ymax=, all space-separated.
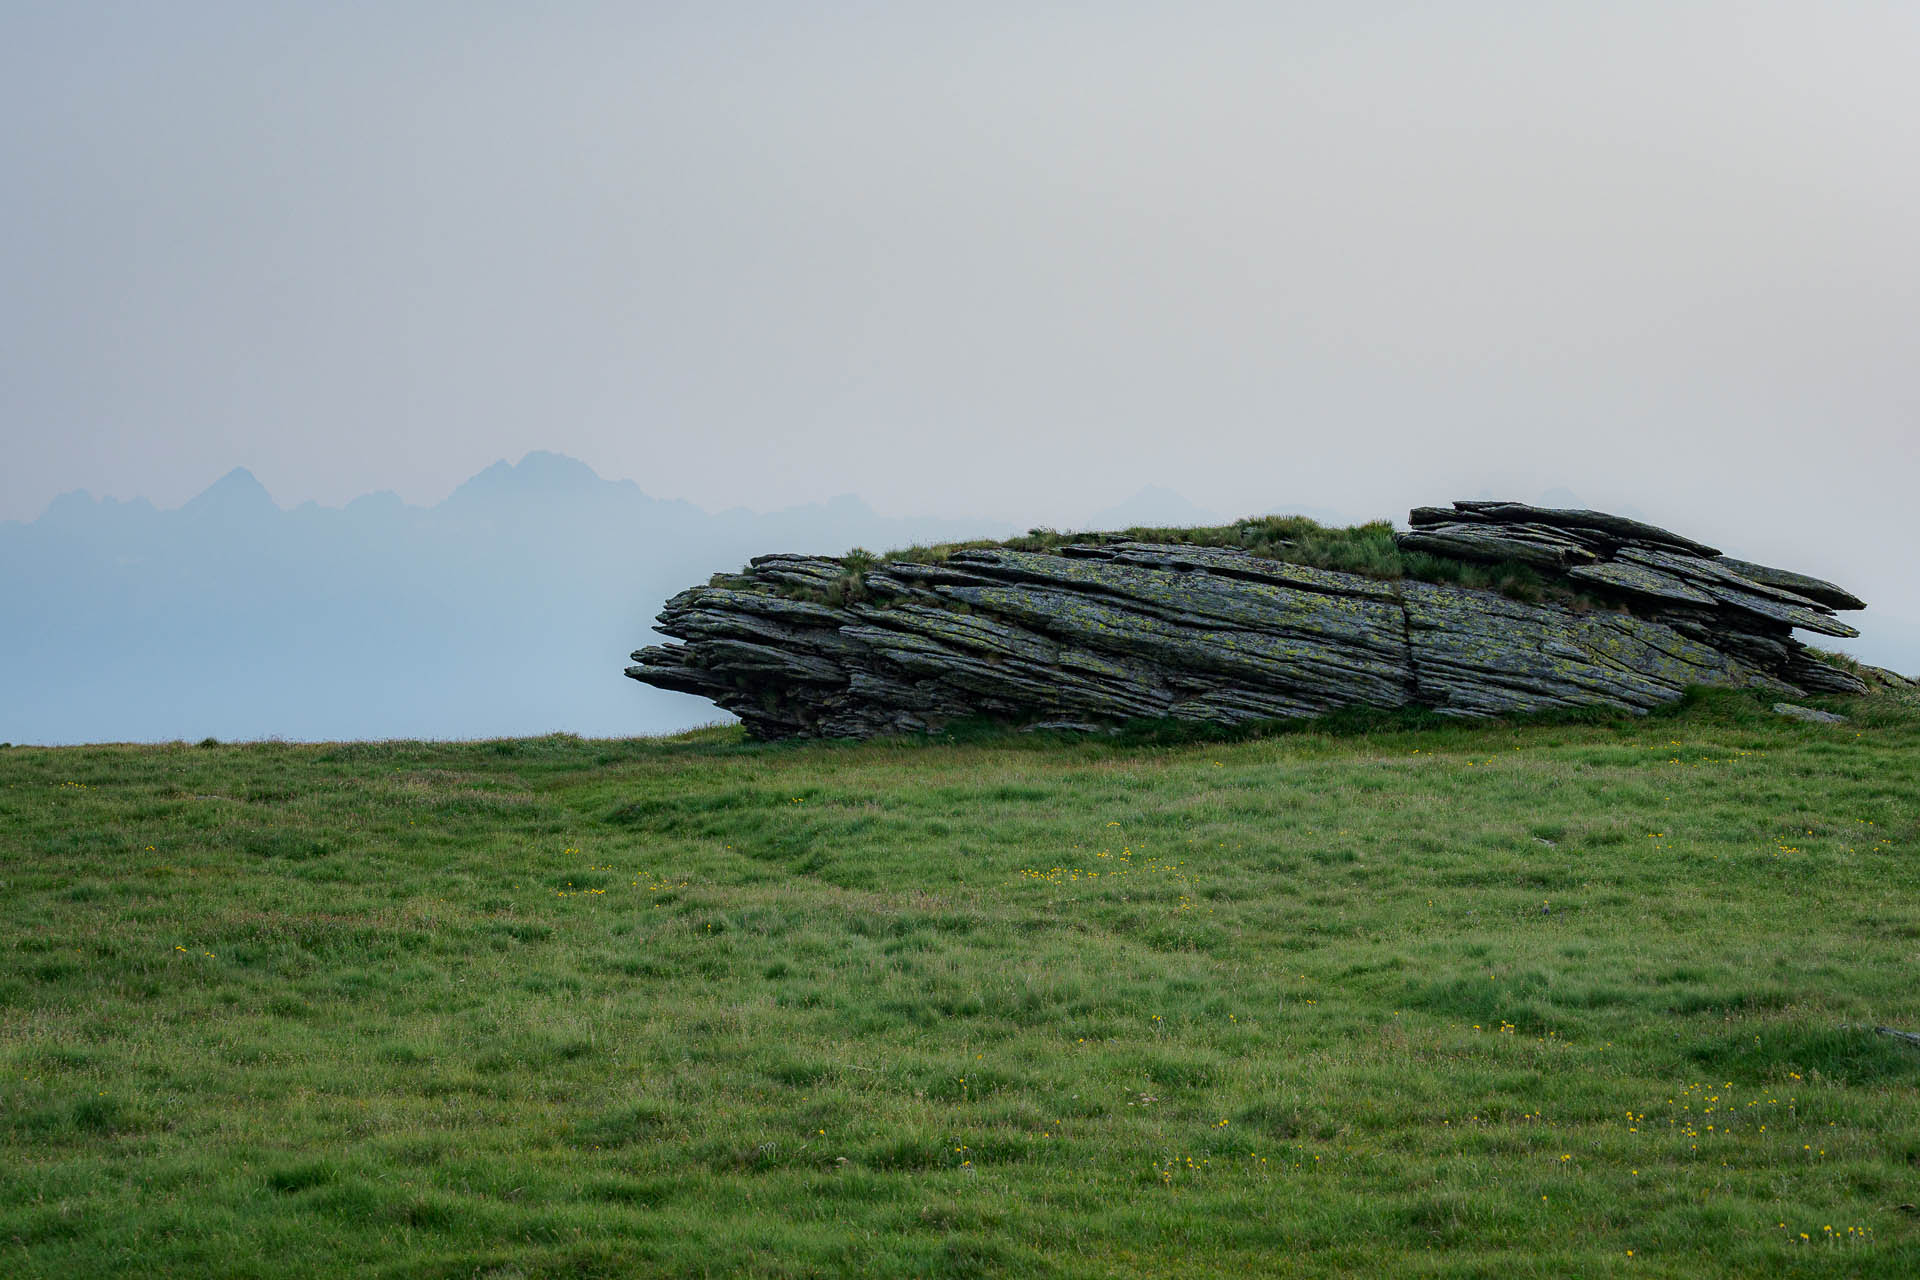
xmin=628 ymin=501 xmax=1871 ymax=739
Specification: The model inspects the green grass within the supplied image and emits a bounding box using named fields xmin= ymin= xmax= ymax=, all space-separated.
xmin=4 ymin=689 xmax=1919 ymax=1277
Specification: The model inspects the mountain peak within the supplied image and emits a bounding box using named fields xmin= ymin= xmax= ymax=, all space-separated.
xmin=180 ymin=467 xmax=278 ymax=516
xmin=443 ymin=451 xmax=620 ymax=506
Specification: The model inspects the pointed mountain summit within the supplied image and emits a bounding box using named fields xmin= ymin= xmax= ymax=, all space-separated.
xmin=179 ymin=467 xmax=279 ymax=518
xmin=444 ymin=451 xmax=630 ymax=505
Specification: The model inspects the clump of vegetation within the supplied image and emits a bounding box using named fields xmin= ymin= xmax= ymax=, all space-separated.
xmin=720 ymin=515 xmax=1606 ymax=610
xmin=877 ymin=513 xmax=1398 ymax=567
xmin=819 ymin=513 xmax=1602 ymax=608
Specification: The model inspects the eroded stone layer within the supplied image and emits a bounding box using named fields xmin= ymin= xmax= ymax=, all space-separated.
xmin=627 ymin=502 xmax=1869 ymax=739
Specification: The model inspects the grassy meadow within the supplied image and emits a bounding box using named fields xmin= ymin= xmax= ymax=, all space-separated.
xmin=4 ymin=689 xmax=1919 ymax=1277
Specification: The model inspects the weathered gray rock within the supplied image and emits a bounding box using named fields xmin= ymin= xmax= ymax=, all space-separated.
xmin=1714 ymin=558 xmax=1867 ymax=612
xmin=626 ymin=500 xmax=1877 ymax=739
xmin=1565 ymin=559 xmax=1718 ymax=607
xmin=1772 ymin=703 xmax=1848 ymax=724
xmin=1437 ymin=502 xmax=1723 ymax=556
xmin=1858 ymin=664 xmax=1918 ymax=694
xmin=1398 ymin=523 xmax=1600 ymax=570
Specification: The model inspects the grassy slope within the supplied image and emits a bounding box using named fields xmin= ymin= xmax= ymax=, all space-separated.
xmin=3 ymin=691 xmax=1918 ymax=1278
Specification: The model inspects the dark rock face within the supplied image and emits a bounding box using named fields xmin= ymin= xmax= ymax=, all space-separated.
xmin=627 ymin=501 xmax=1870 ymax=739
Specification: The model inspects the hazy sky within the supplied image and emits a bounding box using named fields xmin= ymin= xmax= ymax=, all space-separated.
xmin=4 ymin=2 xmax=1916 ymax=604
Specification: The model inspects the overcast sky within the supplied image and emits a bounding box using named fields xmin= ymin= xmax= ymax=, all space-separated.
xmin=4 ymin=2 xmax=1915 ymax=605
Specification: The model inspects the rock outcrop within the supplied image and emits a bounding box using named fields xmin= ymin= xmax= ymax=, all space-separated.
xmin=627 ymin=501 xmax=1871 ymax=739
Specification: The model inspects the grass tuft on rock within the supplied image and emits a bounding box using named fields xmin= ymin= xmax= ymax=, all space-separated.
xmin=784 ymin=514 xmax=1606 ymax=609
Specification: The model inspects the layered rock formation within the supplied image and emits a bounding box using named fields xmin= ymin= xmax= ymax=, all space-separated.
xmin=627 ymin=502 xmax=1871 ymax=739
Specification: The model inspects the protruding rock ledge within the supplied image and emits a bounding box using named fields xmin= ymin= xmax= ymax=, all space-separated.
xmin=626 ymin=501 xmax=1874 ymax=739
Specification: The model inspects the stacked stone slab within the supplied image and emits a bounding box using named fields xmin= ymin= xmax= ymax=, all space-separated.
xmin=627 ymin=501 xmax=1871 ymax=739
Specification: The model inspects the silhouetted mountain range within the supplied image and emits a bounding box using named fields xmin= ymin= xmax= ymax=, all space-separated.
xmin=1 ymin=454 xmax=1024 ymax=743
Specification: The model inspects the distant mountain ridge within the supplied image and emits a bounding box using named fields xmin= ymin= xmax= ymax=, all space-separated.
xmin=0 ymin=454 xmax=1019 ymax=744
